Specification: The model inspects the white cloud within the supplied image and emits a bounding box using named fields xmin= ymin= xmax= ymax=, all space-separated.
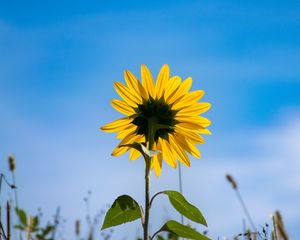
xmin=94 ymin=109 xmax=300 ymax=239
xmin=1 ymin=108 xmax=300 ymax=239
xmin=192 ymin=110 xmax=300 ymax=238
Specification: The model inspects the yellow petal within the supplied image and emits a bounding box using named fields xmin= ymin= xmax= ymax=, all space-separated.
xmin=152 ymin=154 xmax=162 ymax=177
xmin=176 ymin=102 xmax=211 ymax=116
xmin=114 ymin=82 xmax=140 ymax=107
xmin=197 ymin=128 xmax=212 ymax=135
xmin=118 ymin=133 xmax=144 ymax=147
xmin=112 ymin=133 xmax=145 ymax=156
xmin=111 ymin=146 xmax=128 ymax=156
xmin=177 ymin=124 xmax=211 ymax=135
xmin=175 ymin=126 xmax=205 ymax=144
xmin=174 ymin=133 xmax=201 ymax=158
xmin=150 ymin=142 xmax=158 ymax=169
xmin=101 ymin=117 xmax=132 ymax=132
xmin=116 ymin=125 xmax=136 ymax=139
xmin=124 ymin=70 xmax=148 ymax=101
xmin=141 ymin=64 xmax=155 ymax=98
xmin=169 ymin=134 xmax=190 ymax=167
xmin=176 ymin=116 xmax=211 ymax=127
xmin=154 ymin=140 xmax=163 ymax=176
xmin=156 ymin=64 xmax=170 ymax=99
xmin=164 ymin=76 xmax=181 ymax=101
xmin=172 ymin=90 xmax=205 ymax=110
xmin=111 ymin=99 xmax=135 ymax=115
xmin=129 ymin=148 xmax=141 ymax=161
xmin=161 ymin=139 xmax=177 ymax=168
xmin=176 ymin=122 xmax=207 ymax=131
xmin=167 ymin=77 xmax=192 ymax=104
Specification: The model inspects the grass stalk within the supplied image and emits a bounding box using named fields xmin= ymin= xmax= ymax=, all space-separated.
xmin=0 ymin=206 xmax=2 ymax=240
xmin=178 ymin=163 xmax=184 ymax=226
xmin=6 ymin=202 xmax=10 ymax=240
xmin=272 ymin=215 xmax=278 ymax=240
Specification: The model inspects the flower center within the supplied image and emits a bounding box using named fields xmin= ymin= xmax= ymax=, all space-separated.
xmin=132 ymin=97 xmax=177 ymax=142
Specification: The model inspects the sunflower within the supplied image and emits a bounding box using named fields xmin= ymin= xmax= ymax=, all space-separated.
xmin=101 ymin=64 xmax=211 ymax=176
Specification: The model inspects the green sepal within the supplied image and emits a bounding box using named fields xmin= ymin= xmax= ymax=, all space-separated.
xmin=162 ymin=191 xmax=207 ymax=226
xmin=120 ymin=142 xmax=160 ymax=157
xmin=101 ymin=195 xmax=141 ymax=230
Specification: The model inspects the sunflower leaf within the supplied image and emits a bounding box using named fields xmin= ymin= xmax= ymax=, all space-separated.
xmin=159 ymin=220 xmax=210 ymax=240
xmin=162 ymin=191 xmax=207 ymax=226
xmin=101 ymin=195 xmax=141 ymax=230
xmin=156 ymin=236 xmax=165 ymax=240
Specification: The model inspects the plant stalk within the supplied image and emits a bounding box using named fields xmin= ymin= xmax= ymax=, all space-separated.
xmin=144 ymin=156 xmax=151 ymax=240
xmin=0 ymin=206 xmax=2 ymax=240
xmin=143 ymin=120 xmax=155 ymax=240
xmin=272 ymin=215 xmax=278 ymax=240
xmin=0 ymin=205 xmax=7 ymax=240
xmin=235 ymin=189 xmax=257 ymax=234
xmin=6 ymin=202 xmax=10 ymax=240
xmin=178 ymin=163 xmax=184 ymax=225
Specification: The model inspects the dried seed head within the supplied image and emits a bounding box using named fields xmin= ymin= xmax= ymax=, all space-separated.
xmin=75 ymin=219 xmax=80 ymax=236
xmin=275 ymin=211 xmax=282 ymax=223
xmin=8 ymin=154 xmax=16 ymax=172
xmin=226 ymin=174 xmax=238 ymax=189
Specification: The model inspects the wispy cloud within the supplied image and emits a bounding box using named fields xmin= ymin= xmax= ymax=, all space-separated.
xmin=0 ymin=1 xmax=299 ymax=238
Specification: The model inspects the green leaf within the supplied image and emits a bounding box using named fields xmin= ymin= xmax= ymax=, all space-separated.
xmin=168 ymin=232 xmax=179 ymax=240
xmin=162 ymin=191 xmax=207 ymax=226
xmin=15 ymin=208 xmax=27 ymax=226
xmin=101 ymin=195 xmax=141 ymax=230
xmin=159 ymin=220 xmax=210 ymax=240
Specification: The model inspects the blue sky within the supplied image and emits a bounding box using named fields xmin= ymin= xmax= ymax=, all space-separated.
xmin=0 ymin=0 xmax=299 ymax=239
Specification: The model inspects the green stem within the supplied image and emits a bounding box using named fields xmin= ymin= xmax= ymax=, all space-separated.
xmin=150 ymin=229 xmax=162 ymax=240
xmin=143 ymin=156 xmax=150 ymax=240
xmin=149 ymin=191 xmax=163 ymax=208
xmin=143 ymin=120 xmax=155 ymax=240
